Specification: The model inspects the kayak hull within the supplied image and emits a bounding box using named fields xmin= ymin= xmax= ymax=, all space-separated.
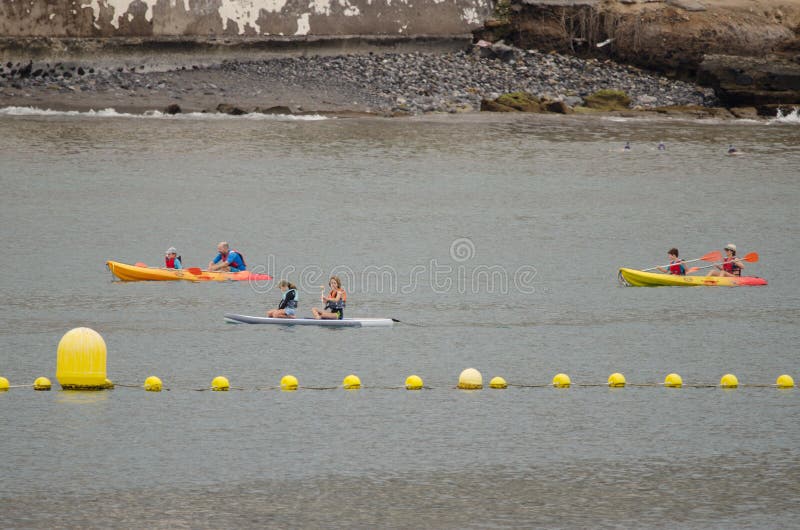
xmin=224 ymin=313 xmax=394 ymax=327
xmin=619 ymin=268 xmax=767 ymax=287
xmin=107 ymin=261 xmax=272 ymax=282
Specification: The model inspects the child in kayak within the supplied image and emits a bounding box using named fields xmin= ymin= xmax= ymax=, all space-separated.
xmin=165 ymin=247 xmax=182 ymax=269
xmin=312 ymin=276 xmax=347 ymax=320
xmin=267 ymin=280 xmax=298 ymax=318
xmin=708 ymin=244 xmax=744 ymax=277
xmin=656 ymin=248 xmax=687 ymax=275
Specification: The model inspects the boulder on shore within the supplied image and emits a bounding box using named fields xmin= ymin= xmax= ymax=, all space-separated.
xmin=697 ymin=54 xmax=800 ymax=106
xmin=583 ymin=89 xmax=631 ymax=110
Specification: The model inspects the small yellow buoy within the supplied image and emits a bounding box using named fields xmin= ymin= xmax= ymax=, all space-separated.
xmin=56 ymin=327 xmax=113 ymax=390
xmin=552 ymin=373 xmax=571 ymax=388
xmin=280 ymin=374 xmax=299 ymax=391
xmin=776 ymin=374 xmax=794 ymax=388
xmin=0 ymin=376 xmax=9 ymax=391
xmin=211 ymin=376 xmax=230 ymax=391
xmin=405 ymin=375 xmax=423 ymax=390
xmin=458 ymin=368 xmax=483 ymax=389
xmin=144 ymin=376 xmax=163 ymax=392
xmin=608 ymin=372 xmax=626 ymax=387
xmin=720 ymin=373 xmax=739 ymax=388
xmin=489 ymin=376 xmax=507 ymax=389
xmin=664 ymin=373 xmax=683 ymax=388
xmin=34 ymin=377 xmax=52 ymax=391
xmin=342 ymin=374 xmax=361 ymax=389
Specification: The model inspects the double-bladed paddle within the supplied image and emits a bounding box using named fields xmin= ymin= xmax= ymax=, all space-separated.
xmin=687 ymin=252 xmax=759 ymax=273
xmin=642 ymin=250 xmax=722 ymax=272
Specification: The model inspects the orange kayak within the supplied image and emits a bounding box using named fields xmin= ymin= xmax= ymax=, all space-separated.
xmin=106 ymin=260 xmax=272 ymax=282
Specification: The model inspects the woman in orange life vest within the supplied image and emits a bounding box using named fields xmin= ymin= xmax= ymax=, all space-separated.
xmin=656 ymin=248 xmax=687 ymax=275
xmin=708 ymin=244 xmax=744 ymax=277
xmin=312 ymin=276 xmax=347 ymax=320
xmin=165 ymin=247 xmax=182 ymax=269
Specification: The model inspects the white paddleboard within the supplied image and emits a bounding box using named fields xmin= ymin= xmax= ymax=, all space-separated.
xmin=224 ymin=313 xmax=394 ymax=327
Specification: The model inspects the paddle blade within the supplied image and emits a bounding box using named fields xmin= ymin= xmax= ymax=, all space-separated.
xmin=743 ymin=252 xmax=759 ymax=263
xmin=701 ymin=250 xmax=722 ymax=262
xmin=185 ymin=267 xmax=203 ymax=275
xmin=134 ymin=262 xmax=148 ymax=268
xmin=686 ymin=267 xmax=700 ymax=273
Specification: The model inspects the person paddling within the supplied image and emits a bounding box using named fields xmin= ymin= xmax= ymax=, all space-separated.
xmin=312 ymin=276 xmax=347 ymax=320
xmin=165 ymin=247 xmax=182 ymax=269
xmin=208 ymin=241 xmax=246 ymax=272
xmin=656 ymin=248 xmax=687 ymax=275
xmin=708 ymin=244 xmax=744 ymax=277
xmin=267 ymin=280 xmax=298 ymax=319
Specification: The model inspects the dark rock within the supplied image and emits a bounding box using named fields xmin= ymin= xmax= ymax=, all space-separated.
xmin=481 ymin=99 xmax=518 ymax=112
xmin=216 ymin=103 xmax=247 ymax=115
xmin=256 ymin=105 xmax=293 ymax=114
xmin=77 ymin=67 xmax=85 ymax=76
xmin=164 ymin=103 xmax=182 ymax=114
xmin=729 ymin=107 xmax=759 ymax=119
xmin=545 ymin=100 xmax=573 ymax=113
xmin=63 ymin=71 xmax=72 ymax=78
xmin=698 ymin=54 xmax=800 ymax=105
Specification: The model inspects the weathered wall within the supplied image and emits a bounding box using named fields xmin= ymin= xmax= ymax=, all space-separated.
xmin=0 ymin=0 xmax=492 ymax=37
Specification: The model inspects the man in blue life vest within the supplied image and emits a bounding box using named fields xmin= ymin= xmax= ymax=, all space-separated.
xmin=208 ymin=241 xmax=246 ymax=272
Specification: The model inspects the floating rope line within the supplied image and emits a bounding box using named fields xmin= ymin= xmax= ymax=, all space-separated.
xmin=2 ymin=373 xmax=794 ymax=392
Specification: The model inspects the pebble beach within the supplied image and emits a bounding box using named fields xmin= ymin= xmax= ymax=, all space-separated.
xmin=0 ymin=45 xmax=713 ymax=116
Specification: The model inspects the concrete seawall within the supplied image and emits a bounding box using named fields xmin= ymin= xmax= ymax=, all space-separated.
xmin=0 ymin=0 xmax=492 ymax=38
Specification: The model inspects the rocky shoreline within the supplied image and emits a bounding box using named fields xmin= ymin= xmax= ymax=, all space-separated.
xmin=1 ymin=44 xmax=716 ymax=117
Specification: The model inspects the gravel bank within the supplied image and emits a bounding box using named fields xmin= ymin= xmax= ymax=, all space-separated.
xmin=0 ymin=46 xmax=713 ymax=115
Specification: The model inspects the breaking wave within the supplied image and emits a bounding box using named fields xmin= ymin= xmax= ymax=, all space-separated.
xmin=0 ymin=106 xmax=329 ymax=120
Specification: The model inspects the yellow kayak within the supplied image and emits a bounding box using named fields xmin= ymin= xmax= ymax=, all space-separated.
xmin=106 ymin=261 xmax=272 ymax=282
xmin=618 ymin=268 xmax=767 ymax=287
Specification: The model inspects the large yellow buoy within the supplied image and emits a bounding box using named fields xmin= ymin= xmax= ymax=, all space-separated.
xmin=144 ymin=376 xmax=163 ymax=392
xmin=458 ymin=368 xmax=483 ymax=389
xmin=552 ymin=373 xmax=571 ymax=388
xmin=56 ymin=327 xmax=113 ymax=390
xmin=211 ymin=376 xmax=230 ymax=391
xmin=281 ymin=374 xmax=299 ymax=391
xmin=720 ymin=373 xmax=739 ymax=388
xmin=34 ymin=376 xmax=52 ymax=390
xmin=664 ymin=373 xmax=683 ymax=388
xmin=342 ymin=374 xmax=361 ymax=389
xmin=776 ymin=374 xmax=794 ymax=388
xmin=0 ymin=376 xmax=10 ymax=391
xmin=608 ymin=372 xmax=626 ymax=387
xmin=489 ymin=376 xmax=507 ymax=389
xmin=405 ymin=375 xmax=423 ymax=390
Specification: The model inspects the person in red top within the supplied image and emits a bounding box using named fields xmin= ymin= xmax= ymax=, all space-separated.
xmin=708 ymin=244 xmax=744 ymax=277
xmin=656 ymin=248 xmax=686 ymax=275
xmin=165 ymin=247 xmax=182 ymax=269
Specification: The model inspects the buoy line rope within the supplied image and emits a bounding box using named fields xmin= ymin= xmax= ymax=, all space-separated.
xmin=94 ymin=382 xmax=796 ymax=392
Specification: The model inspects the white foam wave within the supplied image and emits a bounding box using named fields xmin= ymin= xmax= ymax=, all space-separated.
xmin=771 ymin=107 xmax=800 ymax=124
xmin=0 ymin=106 xmax=329 ymax=121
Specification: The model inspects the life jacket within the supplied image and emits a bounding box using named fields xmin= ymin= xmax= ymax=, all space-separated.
xmin=279 ymin=288 xmax=298 ymax=310
xmin=219 ymin=250 xmax=246 ymax=271
xmin=668 ymin=259 xmax=685 ymax=276
xmin=165 ymin=255 xmax=181 ymax=269
xmin=325 ymin=288 xmax=346 ymax=311
xmin=722 ymin=257 xmax=741 ymax=276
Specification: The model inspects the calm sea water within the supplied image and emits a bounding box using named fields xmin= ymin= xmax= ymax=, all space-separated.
xmin=1 ymin=109 xmax=799 ymax=528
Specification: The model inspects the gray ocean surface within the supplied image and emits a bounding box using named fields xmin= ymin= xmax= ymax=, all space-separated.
xmin=1 ymin=110 xmax=799 ymax=528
